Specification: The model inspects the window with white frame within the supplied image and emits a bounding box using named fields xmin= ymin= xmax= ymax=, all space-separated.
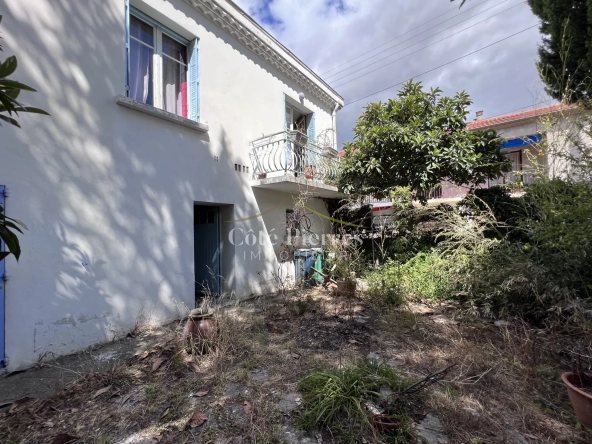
xmin=126 ymin=6 xmax=199 ymax=121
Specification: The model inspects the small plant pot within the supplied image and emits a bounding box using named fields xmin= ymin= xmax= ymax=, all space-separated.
xmin=562 ymin=372 xmax=592 ymax=427
xmin=371 ymin=414 xmax=400 ymax=431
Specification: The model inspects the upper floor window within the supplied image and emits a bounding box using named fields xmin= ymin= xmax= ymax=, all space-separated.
xmin=126 ymin=6 xmax=199 ymax=121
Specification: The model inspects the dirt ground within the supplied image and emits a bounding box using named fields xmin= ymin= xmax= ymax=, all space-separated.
xmin=0 ymin=289 xmax=590 ymax=444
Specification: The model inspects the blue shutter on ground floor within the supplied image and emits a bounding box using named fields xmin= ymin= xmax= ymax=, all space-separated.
xmin=188 ymin=38 xmax=200 ymax=122
xmin=0 ymin=185 xmax=5 ymax=367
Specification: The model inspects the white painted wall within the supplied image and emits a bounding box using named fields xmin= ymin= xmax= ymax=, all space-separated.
xmin=494 ymin=114 xmax=590 ymax=176
xmin=0 ymin=0 xmax=341 ymax=370
xmin=495 ymin=122 xmax=546 ymax=170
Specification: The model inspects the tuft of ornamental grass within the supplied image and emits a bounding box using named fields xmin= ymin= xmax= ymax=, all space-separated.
xmin=297 ymin=359 xmax=415 ymax=441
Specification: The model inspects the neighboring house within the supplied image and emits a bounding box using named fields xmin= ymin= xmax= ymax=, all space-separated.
xmin=429 ymin=103 xmax=577 ymax=201
xmin=365 ymin=103 xmax=580 ymax=225
xmin=0 ymin=0 xmax=343 ymax=371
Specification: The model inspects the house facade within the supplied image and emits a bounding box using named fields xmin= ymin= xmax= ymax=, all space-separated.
xmin=0 ymin=0 xmax=343 ymax=371
xmin=367 ymin=103 xmax=580 ymax=226
xmin=424 ymin=103 xmax=576 ymax=202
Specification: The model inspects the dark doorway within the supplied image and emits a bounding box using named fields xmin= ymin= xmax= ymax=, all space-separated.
xmin=194 ymin=205 xmax=221 ymax=303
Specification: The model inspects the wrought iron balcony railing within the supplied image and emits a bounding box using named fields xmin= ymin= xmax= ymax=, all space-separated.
xmin=249 ymin=130 xmax=340 ymax=185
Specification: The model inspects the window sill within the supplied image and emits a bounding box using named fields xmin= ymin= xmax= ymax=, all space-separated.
xmin=115 ymin=95 xmax=209 ymax=133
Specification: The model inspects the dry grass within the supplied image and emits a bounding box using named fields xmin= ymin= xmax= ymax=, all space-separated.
xmin=378 ymin=306 xmax=592 ymax=443
xmin=0 ymin=290 xmax=590 ymax=443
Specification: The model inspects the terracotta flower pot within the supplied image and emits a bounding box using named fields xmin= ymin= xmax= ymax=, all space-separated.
xmin=562 ymin=372 xmax=592 ymax=427
xmin=183 ymin=309 xmax=218 ymax=350
xmin=371 ymin=414 xmax=400 ymax=431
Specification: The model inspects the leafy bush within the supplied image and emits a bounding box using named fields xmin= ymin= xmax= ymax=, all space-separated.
xmin=447 ymin=244 xmax=582 ymax=323
xmin=458 ymin=186 xmax=529 ymax=241
xmin=297 ymin=359 xmax=414 ymax=442
xmin=437 ymin=181 xmax=592 ymax=326
xmin=365 ymin=260 xmax=405 ymax=305
xmin=525 ymin=180 xmax=592 ymax=252
xmin=399 ymin=252 xmax=453 ymax=301
xmin=365 ymin=251 xmax=452 ymax=305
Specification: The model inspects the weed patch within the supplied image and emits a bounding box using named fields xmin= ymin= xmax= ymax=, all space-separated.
xmin=364 ymin=252 xmax=452 ymax=305
xmin=297 ymin=359 xmax=415 ymax=442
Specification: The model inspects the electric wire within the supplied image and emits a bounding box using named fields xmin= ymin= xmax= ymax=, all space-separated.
xmin=343 ymin=24 xmax=539 ymax=107
xmin=320 ymin=0 xmax=495 ymax=76
xmin=331 ymin=1 xmax=526 ymax=88
xmin=325 ymin=0 xmax=516 ymax=81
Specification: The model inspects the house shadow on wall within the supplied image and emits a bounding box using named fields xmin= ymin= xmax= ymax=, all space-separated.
xmin=2 ymin=0 xmax=256 ymax=367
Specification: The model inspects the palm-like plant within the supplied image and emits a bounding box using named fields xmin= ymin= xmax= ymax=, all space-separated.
xmin=0 ymin=15 xmax=49 ymax=261
xmin=0 ymin=16 xmax=49 ymax=127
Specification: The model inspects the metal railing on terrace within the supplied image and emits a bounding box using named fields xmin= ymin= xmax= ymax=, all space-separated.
xmin=436 ymin=168 xmax=543 ymax=200
xmin=363 ymin=168 xmax=544 ymax=204
xmin=249 ymin=130 xmax=340 ymax=185
xmin=486 ymin=168 xmax=539 ymax=188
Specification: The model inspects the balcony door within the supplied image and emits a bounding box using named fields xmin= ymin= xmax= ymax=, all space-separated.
xmin=506 ymin=151 xmax=522 ymax=182
xmin=284 ymin=102 xmax=316 ymax=174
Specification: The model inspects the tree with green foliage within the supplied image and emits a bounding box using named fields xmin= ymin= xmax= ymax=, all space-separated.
xmin=338 ymin=81 xmax=511 ymax=201
xmin=0 ymin=15 xmax=49 ymax=261
xmin=527 ymin=0 xmax=592 ymax=104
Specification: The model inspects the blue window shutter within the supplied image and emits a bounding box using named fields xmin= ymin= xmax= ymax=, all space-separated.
xmin=307 ymin=113 xmax=316 ymax=164
xmin=125 ymin=0 xmax=130 ymax=96
xmin=0 ymin=185 xmax=5 ymax=368
xmin=188 ymin=38 xmax=200 ymax=122
xmin=284 ymin=96 xmax=288 ymax=130
xmin=307 ymin=112 xmax=315 ymax=141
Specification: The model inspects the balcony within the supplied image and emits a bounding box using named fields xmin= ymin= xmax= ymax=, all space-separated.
xmin=424 ymin=169 xmax=541 ymax=202
xmin=486 ymin=169 xmax=538 ymax=188
xmin=249 ymin=130 xmax=345 ymax=197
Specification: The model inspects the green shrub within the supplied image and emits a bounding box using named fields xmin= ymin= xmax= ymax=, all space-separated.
xmin=297 ymin=359 xmax=414 ymax=442
xmin=436 ymin=179 xmax=592 ymax=325
xmin=399 ymin=252 xmax=453 ymax=301
xmin=365 ymin=251 xmax=453 ymax=305
xmin=365 ymin=176 xmax=592 ymax=325
xmin=458 ymin=186 xmax=529 ymax=241
xmin=364 ymin=260 xmax=405 ymax=305
xmin=448 ymin=242 xmax=587 ymax=325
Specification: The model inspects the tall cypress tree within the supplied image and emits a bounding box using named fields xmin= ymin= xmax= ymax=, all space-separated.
xmin=528 ymin=0 xmax=592 ymax=104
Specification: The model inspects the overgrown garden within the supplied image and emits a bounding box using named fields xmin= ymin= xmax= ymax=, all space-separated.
xmin=335 ymin=80 xmax=592 ymax=331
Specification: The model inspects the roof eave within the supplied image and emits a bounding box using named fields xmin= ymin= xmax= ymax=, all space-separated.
xmin=184 ymin=0 xmax=344 ymax=108
xmin=467 ymin=105 xmax=580 ymax=131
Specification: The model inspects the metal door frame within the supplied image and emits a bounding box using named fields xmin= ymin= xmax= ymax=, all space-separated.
xmin=0 ymin=185 xmax=6 ymax=368
xmin=194 ymin=205 xmax=222 ymax=300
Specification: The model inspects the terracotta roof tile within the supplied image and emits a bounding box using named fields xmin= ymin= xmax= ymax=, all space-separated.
xmin=467 ymin=103 xmax=575 ymax=130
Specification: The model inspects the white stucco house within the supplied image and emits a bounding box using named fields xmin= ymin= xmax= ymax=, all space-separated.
xmin=367 ymin=103 xmax=583 ymax=225
xmin=0 ymin=0 xmax=344 ymax=370
xmin=418 ymin=103 xmax=580 ymax=202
